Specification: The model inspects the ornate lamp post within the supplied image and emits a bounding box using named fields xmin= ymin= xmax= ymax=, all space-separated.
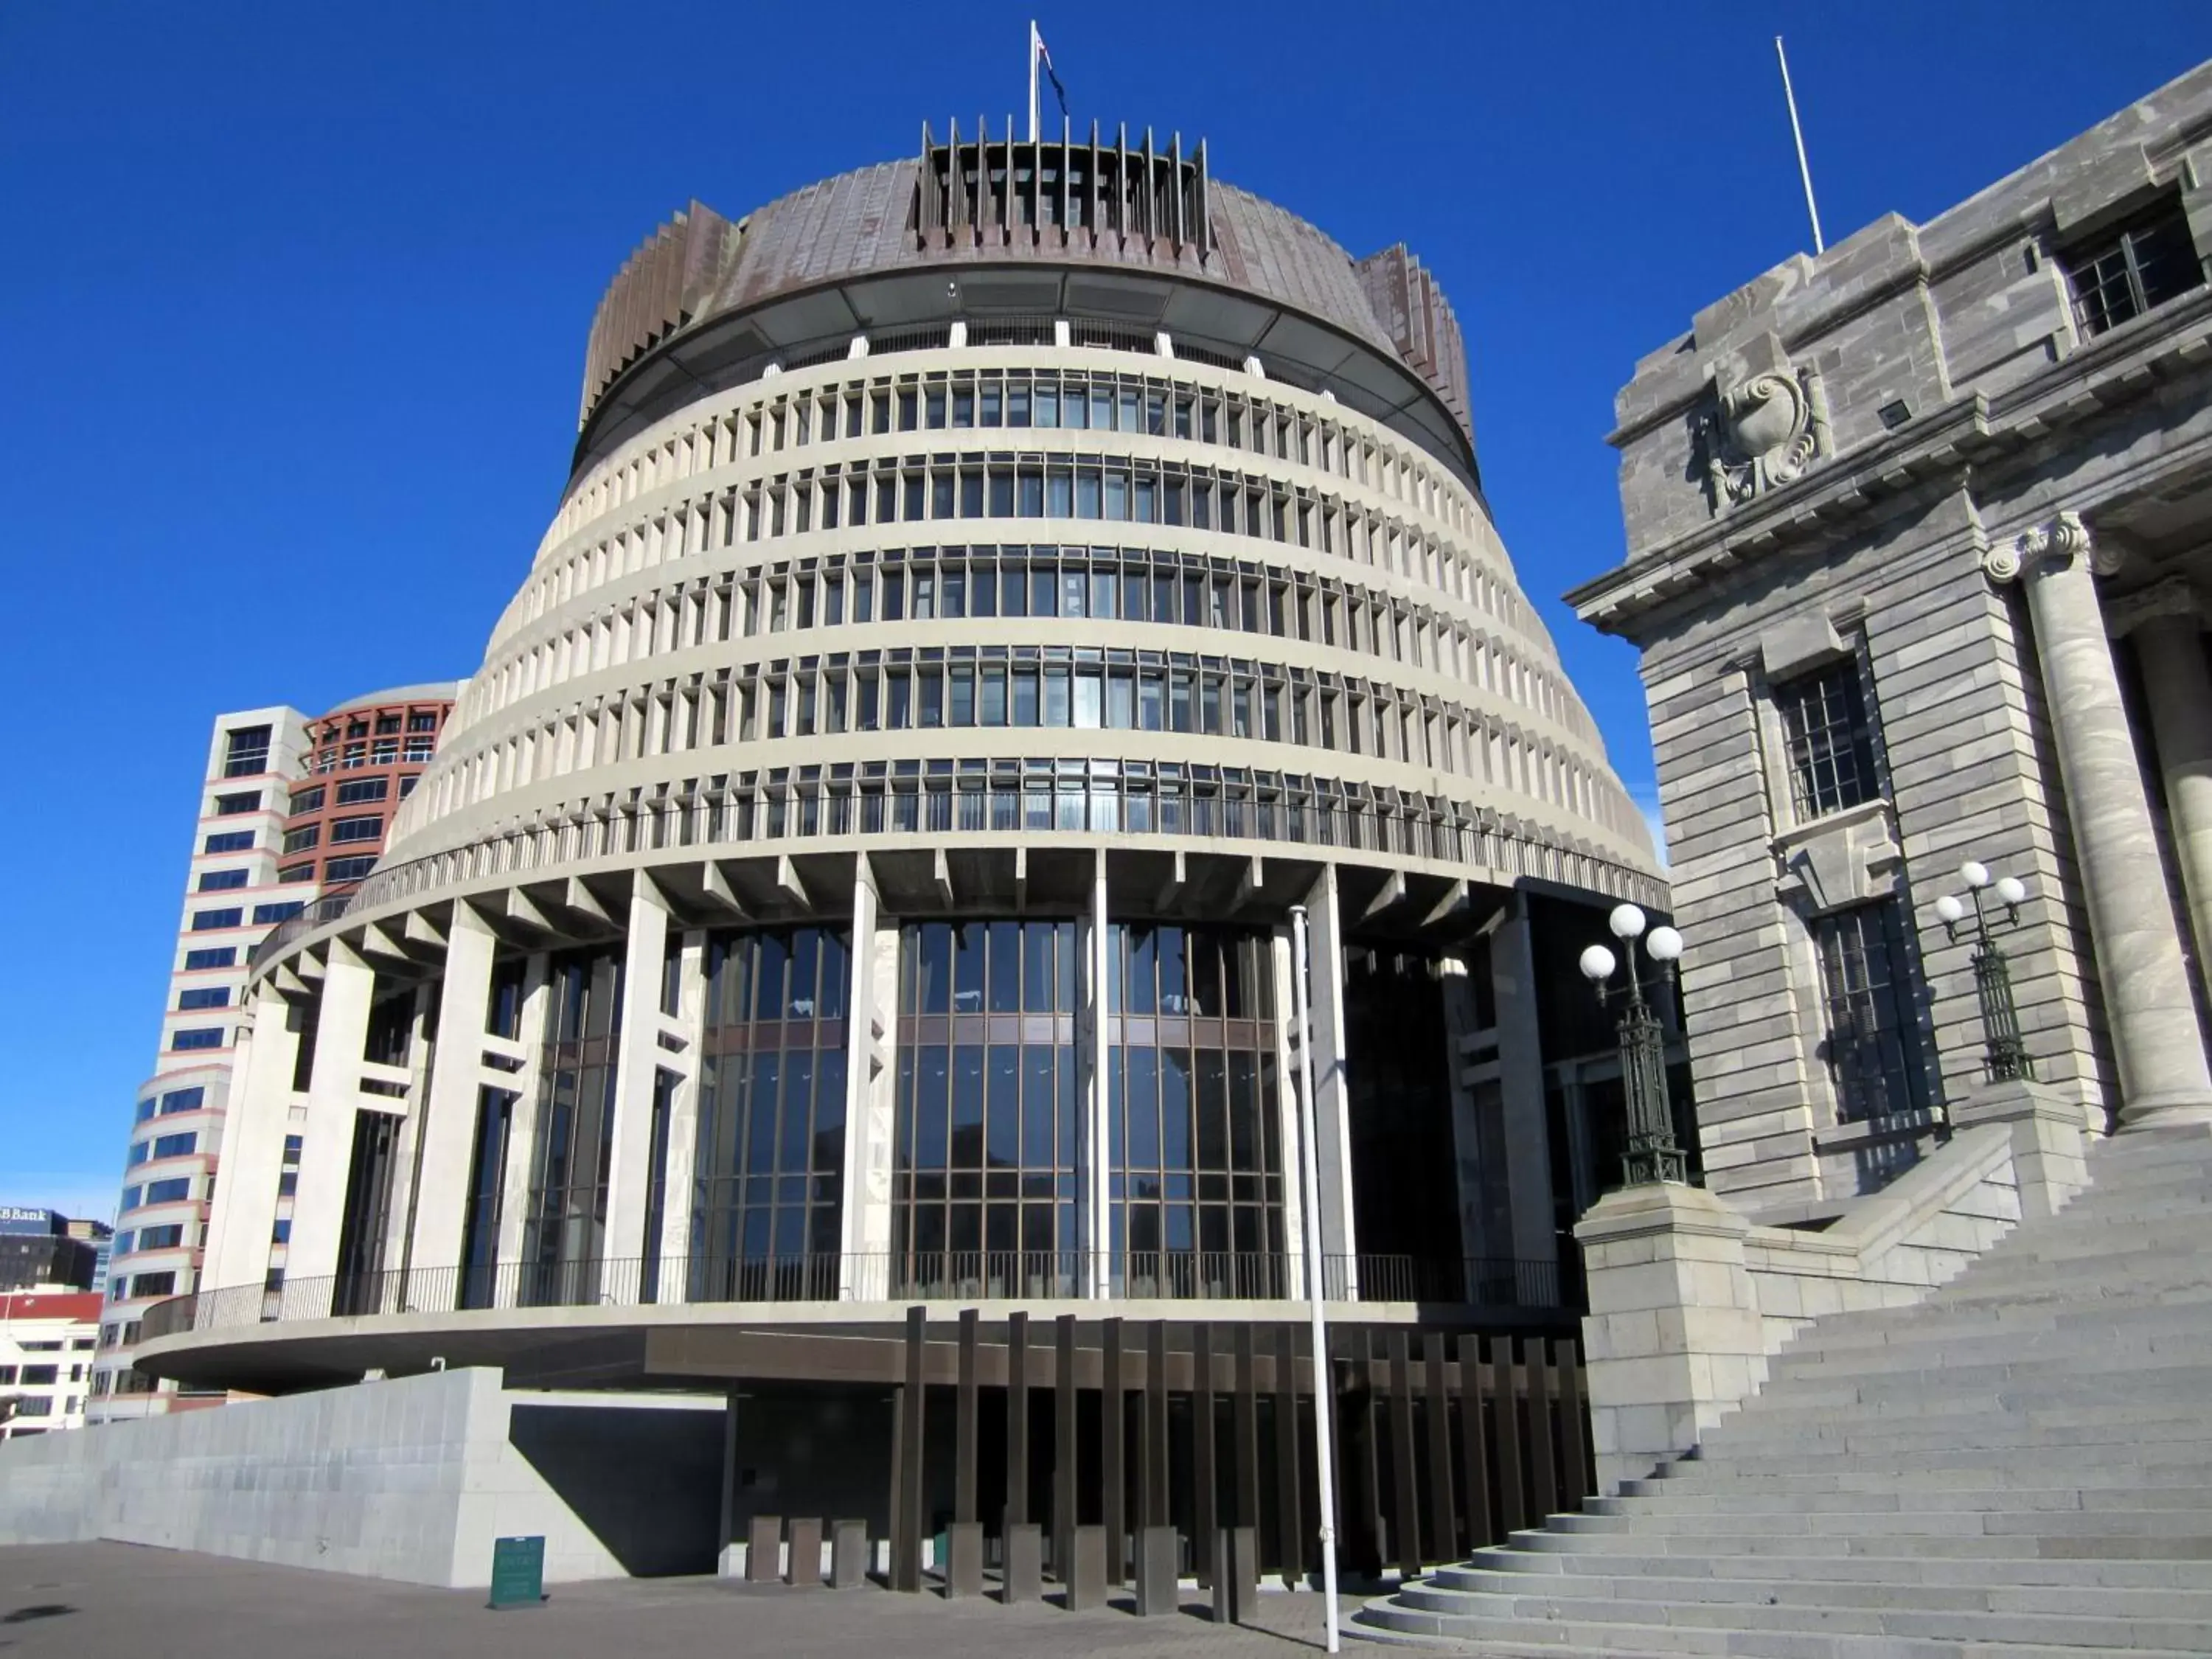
xmin=1578 ymin=903 xmax=1688 ymax=1186
xmin=1933 ymin=861 xmax=2034 ymax=1082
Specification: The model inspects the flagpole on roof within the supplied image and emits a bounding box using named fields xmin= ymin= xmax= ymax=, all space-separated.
xmin=1775 ymin=36 xmax=1825 ymax=254
xmin=1028 ymin=20 xmax=1041 ymax=142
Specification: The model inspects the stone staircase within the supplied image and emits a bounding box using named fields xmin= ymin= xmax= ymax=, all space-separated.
xmin=1355 ymin=1124 xmax=2212 ymax=1656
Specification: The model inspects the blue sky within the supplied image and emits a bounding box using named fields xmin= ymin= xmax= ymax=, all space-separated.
xmin=3 ymin=3 xmax=2205 ymax=1217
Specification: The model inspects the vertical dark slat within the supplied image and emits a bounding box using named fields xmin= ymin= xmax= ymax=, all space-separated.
xmin=1338 ymin=1332 xmax=1380 ymax=1575
xmin=888 ymin=1383 xmax=907 ymax=1586
xmin=1006 ymin=1310 xmax=1030 ymax=1527
xmin=1193 ymin=1322 xmax=1217 ymax=1583
xmin=1103 ymin=1316 xmax=1126 ymax=1582
xmin=1554 ymin=1337 xmax=1590 ymax=1507
xmin=1273 ymin=1324 xmax=1303 ymax=1585
xmin=1492 ymin=1337 xmax=1527 ymax=1537
xmin=956 ymin=1308 xmax=978 ymax=1524
xmin=1527 ymin=1337 xmax=1558 ymax=1522
xmin=1424 ymin=1337 xmax=1456 ymax=1567
xmin=1145 ymin=1320 xmax=1169 ymax=1526
xmin=1387 ymin=1329 xmax=1421 ymax=1575
xmin=1054 ymin=1314 xmax=1078 ymax=1578
xmin=1457 ymin=1335 xmax=1492 ymax=1551
xmin=898 ymin=1305 xmax=928 ymax=1591
xmin=1233 ymin=1324 xmax=1259 ymax=1535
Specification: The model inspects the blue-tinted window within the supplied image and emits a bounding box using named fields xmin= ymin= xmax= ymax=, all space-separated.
xmin=136 ymin=1224 xmax=184 ymax=1251
xmin=190 ymin=908 xmax=243 ymax=932
xmin=119 ymin=1186 xmax=142 ymax=1211
xmin=152 ymin=1132 xmax=197 ymax=1158
xmin=133 ymin=1099 xmax=157 ymax=1123
xmin=170 ymin=1029 xmax=223 ymax=1051
xmin=323 ymin=856 xmax=375 ymax=882
xmin=277 ymin=1172 xmax=298 ymax=1197
xmin=290 ymin=785 xmax=325 ymax=814
xmin=251 ymin=901 xmax=305 ymax=925
xmin=126 ymin=1143 xmax=150 ymax=1167
xmin=197 ymin=869 xmax=249 ymax=892
xmin=160 ymin=1087 xmax=204 ymax=1115
xmin=145 ymin=1178 xmax=192 ymax=1204
xmin=113 ymin=1231 xmax=134 ymax=1255
xmin=202 ymin=831 xmax=254 ymax=855
xmin=126 ymin=1270 xmax=175 ymax=1299
xmin=183 ymin=947 xmax=236 ymax=970
xmin=213 ymin=790 xmax=260 ymax=815
xmin=177 ymin=987 xmax=229 ymax=1012
xmin=271 ymin=1219 xmax=292 ymax=1244
xmin=334 ymin=778 xmax=388 ymax=805
xmin=330 ymin=815 xmax=382 ymax=844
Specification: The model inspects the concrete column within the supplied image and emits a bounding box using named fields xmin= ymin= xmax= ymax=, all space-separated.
xmin=1436 ymin=956 xmax=1492 ymax=1265
xmin=604 ymin=879 xmax=674 ymax=1298
xmin=1990 ymin=514 xmax=2212 ymax=1127
xmin=2128 ymin=602 xmax=2212 ymax=1014
xmin=493 ymin=953 xmax=552 ymax=1286
xmin=1301 ymin=865 xmax=1358 ymax=1276
xmin=653 ymin=929 xmax=709 ymax=1279
xmin=380 ymin=984 xmax=439 ymax=1277
xmin=838 ymin=864 xmax=894 ymax=1296
xmin=201 ymin=990 xmax=302 ymax=1293
xmin=1270 ymin=931 xmax=1306 ymax=1294
xmin=1086 ymin=851 xmax=1112 ymax=1297
xmin=404 ymin=905 xmax=498 ymax=1297
xmin=284 ymin=942 xmax=378 ymax=1300
xmin=1491 ymin=894 xmax=1561 ymax=1273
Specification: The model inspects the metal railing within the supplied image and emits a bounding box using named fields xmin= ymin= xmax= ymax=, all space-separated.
xmin=138 ymin=1250 xmax=1563 ymax=1341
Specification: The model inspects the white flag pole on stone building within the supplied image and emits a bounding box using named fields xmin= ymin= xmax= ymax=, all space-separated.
xmin=1775 ymin=35 xmax=1826 ymax=254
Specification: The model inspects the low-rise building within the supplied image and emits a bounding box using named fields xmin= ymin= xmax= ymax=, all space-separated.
xmin=0 ymin=1289 xmax=101 ymax=1439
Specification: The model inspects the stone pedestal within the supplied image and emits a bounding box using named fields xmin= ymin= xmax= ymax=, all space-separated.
xmin=785 ymin=1517 xmax=822 ymax=1586
xmin=1065 ymin=1525 xmax=1107 ymax=1610
xmin=1952 ymin=1077 xmax=2088 ymax=1220
xmin=1001 ymin=1521 xmax=1043 ymax=1604
xmin=830 ymin=1519 xmax=868 ymax=1587
xmin=1135 ymin=1526 xmax=1180 ymax=1615
xmin=1573 ymin=1181 xmax=1767 ymax=1495
xmin=942 ymin=1520 xmax=984 ymax=1598
xmin=1208 ymin=1526 xmax=1258 ymax=1624
xmin=745 ymin=1514 xmax=782 ymax=1583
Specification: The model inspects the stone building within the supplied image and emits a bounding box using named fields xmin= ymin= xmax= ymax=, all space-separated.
xmin=1569 ymin=62 xmax=2212 ymax=1219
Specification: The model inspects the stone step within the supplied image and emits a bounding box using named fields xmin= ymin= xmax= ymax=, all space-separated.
xmin=1378 ymin=1578 xmax=2212 ymax=1650
xmin=1699 ymin=1409 xmax=2212 ymax=1456
xmin=1592 ymin=1486 xmax=2212 ymax=1518
xmin=1630 ymin=1461 xmax=2212 ymax=1495
xmin=1748 ymin=1358 xmax=2212 ymax=1405
xmin=1353 ymin=1593 xmax=2212 ymax=1657
xmin=1470 ymin=1545 xmax=2212 ymax=1589
xmin=1709 ymin=1376 xmax=2212 ymax=1426
xmin=1770 ymin=1328 xmax=2212 ymax=1380
xmin=1543 ymin=1506 xmax=2212 ymax=1541
xmin=1670 ymin=1441 xmax=2208 ymax=1477
xmin=1504 ymin=1526 xmax=2107 ymax=1559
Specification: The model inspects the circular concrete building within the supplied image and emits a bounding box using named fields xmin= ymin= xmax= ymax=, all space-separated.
xmin=139 ymin=124 xmax=1665 ymax=1580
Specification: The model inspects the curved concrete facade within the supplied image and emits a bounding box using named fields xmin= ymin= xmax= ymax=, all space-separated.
xmin=147 ymin=136 xmax=1663 ymax=1391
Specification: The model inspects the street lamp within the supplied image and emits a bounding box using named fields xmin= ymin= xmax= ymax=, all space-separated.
xmin=1579 ymin=902 xmax=1688 ymax=1186
xmin=1933 ymin=860 xmax=2033 ymax=1082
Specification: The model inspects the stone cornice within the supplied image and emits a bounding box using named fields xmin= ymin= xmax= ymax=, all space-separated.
xmin=1569 ymin=284 xmax=2212 ymax=639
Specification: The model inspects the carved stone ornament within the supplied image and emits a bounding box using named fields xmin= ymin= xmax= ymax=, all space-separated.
xmin=2103 ymin=576 xmax=2203 ymax=638
xmin=1699 ymin=366 xmax=1832 ymax=516
xmin=1983 ymin=509 xmax=2125 ymax=584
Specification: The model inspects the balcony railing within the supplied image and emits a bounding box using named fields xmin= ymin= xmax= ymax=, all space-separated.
xmin=138 ymin=1250 xmax=1564 ymax=1341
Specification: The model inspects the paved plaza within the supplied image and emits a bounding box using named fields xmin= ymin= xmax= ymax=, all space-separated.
xmin=0 ymin=1543 xmax=1417 ymax=1658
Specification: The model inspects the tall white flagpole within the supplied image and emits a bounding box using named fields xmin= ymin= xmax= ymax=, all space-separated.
xmin=1290 ymin=903 xmax=1341 ymax=1654
xmin=1028 ymin=20 xmax=1041 ymax=142
xmin=1775 ymin=36 xmax=1824 ymax=254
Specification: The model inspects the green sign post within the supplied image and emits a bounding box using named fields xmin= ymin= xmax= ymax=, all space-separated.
xmin=488 ymin=1535 xmax=546 ymax=1610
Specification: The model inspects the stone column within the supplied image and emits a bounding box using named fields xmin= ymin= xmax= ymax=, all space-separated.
xmin=1085 ymin=850 xmax=1113 ymax=1298
xmin=604 ymin=877 xmax=674 ymax=1298
xmin=200 ymin=990 xmax=303 ymax=1293
xmin=838 ymin=863 xmax=894 ymax=1298
xmin=284 ymin=942 xmax=378 ymax=1298
xmin=1987 ymin=513 xmax=2212 ymax=1127
xmin=1301 ymin=865 xmax=1359 ymax=1284
xmin=2115 ymin=585 xmax=2212 ymax=1015
xmin=405 ymin=904 xmax=498 ymax=1298
xmin=1491 ymin=894 xmax=1561 ymax=1273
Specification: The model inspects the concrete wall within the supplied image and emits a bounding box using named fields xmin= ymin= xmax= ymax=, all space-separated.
xmin=0 ymin=1367 xmax=724 ymax=1588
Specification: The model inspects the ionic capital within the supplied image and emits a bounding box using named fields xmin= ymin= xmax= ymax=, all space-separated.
xmin=1982 ymin=510 xmax=2124 ymax=584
